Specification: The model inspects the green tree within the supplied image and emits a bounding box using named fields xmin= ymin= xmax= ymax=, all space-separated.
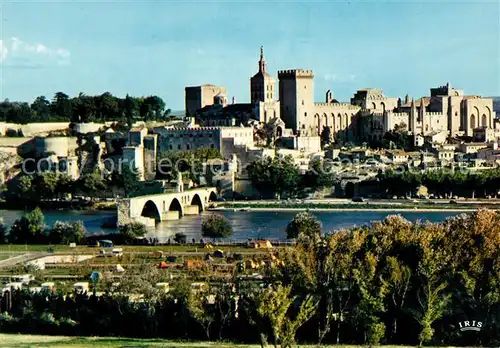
xmin=257 ymin=283 xmax=318 ymax=347
xmin=119 ymin=222 xmax=147 ymax=239
xmin=8 ymin=207 xmax=46 ymax=244
xmin=412 ymin=224 xmax=451 ymax=346
xmin=30 ymin=96 xmax=52 ymax=122
xmin=187 ymin=289 xmax=217 ymax=340
xmin=77 ymin=171 xmax=107 ymax=199
xmin=55 ymin=174 xmax=75 ymax=199
xmin=33 ymin=172 xmax=59 ymax=200
xmin=110 ymin=166 xmax=141 ymax=197
xmin=201 ymin=215 xmax=232 ymax=239
xmin=0 ymin=218 xmax=7 ymax=244
xmin=51 ymin=92 xmax=72 ymax=120
xmin=17 ymin=175 xmax=34 ymax=202
xmin=320 ymin=126 xmax=332 ymax=148
xmin=285 ymin=211 xmax=322 ymax=241
xmin=302 ymin=158 xmax=335 ymax=189
xmin=49 ymin=221 xmax=86 ymax=244
xmin=247 ymin=155 xmax=300 ymax=199
xmin=124 ymin=94 xmax=138 ymax=129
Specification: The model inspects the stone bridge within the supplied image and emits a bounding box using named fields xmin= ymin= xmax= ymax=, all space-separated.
xmin=117 ymin=187 xmax=218 ymax=227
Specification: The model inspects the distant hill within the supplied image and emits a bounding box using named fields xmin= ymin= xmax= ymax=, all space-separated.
xmin=169 ymin=110 xmax=185 ymax=117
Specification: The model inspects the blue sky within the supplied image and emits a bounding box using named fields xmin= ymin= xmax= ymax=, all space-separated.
xmin=0 ymin=0 xmax=499 ymax=110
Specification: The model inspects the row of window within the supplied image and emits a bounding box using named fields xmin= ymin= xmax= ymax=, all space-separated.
xmin=167 ymin=144 xmax=216 ymax=150
xmin=164 ymin=134 xmax=213 ymax=138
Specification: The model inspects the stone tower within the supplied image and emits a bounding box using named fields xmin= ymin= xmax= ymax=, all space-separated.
xmin=277 ymin=69 xmax=314 ymax=135
xmin=250 ymin=46 xmax=276 ymax=104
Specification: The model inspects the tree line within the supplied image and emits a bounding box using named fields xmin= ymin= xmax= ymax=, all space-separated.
xmin=0 ymin=92 xmax=171 ymax=125
xmin=0 ymin=210 xmax=499 ymax=346
xmin=378 ymin=168 xmax=500 ymax=197
xmin=0 ymin=209 xmax=148 ymax=245
xmin=247 ymin=156 xmax=500 ymax=199
xmin=4 ymin=167 xmax=145 ymax=208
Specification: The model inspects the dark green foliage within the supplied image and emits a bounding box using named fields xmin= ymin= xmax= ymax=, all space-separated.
xmin=76 ymin=171 xmax=107 ymax=198
xmin=285 ymin=211 xmax=322 ymax=240
xmin=301 ymin=158 xmax=336 ymax=189
xmin=0 ymin=92 xmax=169 ymax=124
xmin=0 ymin=218 xmax=7 ymax=244
xmin=119 ymin=222 xmax=147 ymax=239
xmin=174 ymin=232 xmax=187 ymax=244
xmin=49 ymin=221 xmax=86 ymax=244
xmin=0 ymin=211 xmax=500 ymax=346
xmin=201 ymin=215 xmax=232 ymax=239
xmin=157 ymin=148 xmax=223 ymax=184
xmin=109 ymin=166 xmax=141 ymax=197
xmin=246 ymin=155 xmax=300 ymax=199
xmin=378 ymin=167 xmax=500 ymax=198
xmin=8 ymin=207 xmax=46 ymax=244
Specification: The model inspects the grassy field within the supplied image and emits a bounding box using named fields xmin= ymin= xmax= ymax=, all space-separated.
xmin=0 ymin=334 xmax=422 ymax=347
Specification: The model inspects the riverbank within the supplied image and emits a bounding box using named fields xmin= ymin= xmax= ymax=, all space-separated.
xmin=213 ymin=202 xmax=492 ymax=212
xmin=0 ymin=199 xmax=116 ymax=211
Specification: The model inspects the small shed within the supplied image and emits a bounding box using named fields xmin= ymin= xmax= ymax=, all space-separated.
xmin=166 ymin=255 xmax=177 ymax=263
xmin=99 ymin=240 xmax=113 ymax=248
xmin=158 ymin=261 xmax=168 ymax=269
xmin=184 ymin=259 xmax=204 ymax=269
xmin=213 ymin=249 xmax=225 ymax=258
xmin=249 ymin=240 xmax=273 ymax=249
xmin=152 ymin=251 xmax=164 ymax=258
xmin=416 ymin=185 xmax=429 ymax=197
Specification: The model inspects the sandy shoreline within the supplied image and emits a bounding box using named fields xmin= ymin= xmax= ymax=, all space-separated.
xmin=211 ymin=207 xmax=478 ymax=213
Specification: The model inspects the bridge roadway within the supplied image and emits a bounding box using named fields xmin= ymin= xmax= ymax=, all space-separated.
xmin=117 ymin=187 xmax=218 ymax=226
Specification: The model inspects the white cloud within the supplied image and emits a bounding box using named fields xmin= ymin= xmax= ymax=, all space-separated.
xmin=324 ymin=73 xmax=337 ymax=81
xmin=323 ymin=73 xmax=357 ymax=83
xmin=0 ymin=40 xmax=8 ymax=62
xmin=1 ymin=37 xmax=70 ymax=67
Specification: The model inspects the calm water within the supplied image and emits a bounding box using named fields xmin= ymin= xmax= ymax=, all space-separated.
xmin=0 ymin=209 xmax=462 ymax=242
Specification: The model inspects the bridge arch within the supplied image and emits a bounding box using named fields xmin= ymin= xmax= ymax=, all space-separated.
xmin=169 ymin=198 xmax=183 ymax=217
xmin=190 ymin=194 xmax=204 ymax=212
xmin=208 ymin=191 xmax=217 ymax=201
xmin=141 ymin=200 xmax=161 ymax=223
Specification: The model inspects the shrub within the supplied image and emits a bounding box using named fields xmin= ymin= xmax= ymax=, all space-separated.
xmin=201 ymin=215 xmax=232 ymax=239
xmin=49 ymin=221 xmax=86 ymax=244
xmin=8 ymin=207 xmax=46 ymax=244
xmin=285 ymin=211 xmax=322 ymax=240
xmin=119 ymin=222 xmax=147 ymax=239
xmin=0 ymin=218 xmax=7 ymax=244
xmin=174 ymin=232 xmax=187 ymax=244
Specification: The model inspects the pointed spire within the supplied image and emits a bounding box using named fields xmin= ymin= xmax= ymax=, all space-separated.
xmin=258 ymin=46 xmax=266 ymax=73
xmin=411 ymin=99 xmax=416 ymax=109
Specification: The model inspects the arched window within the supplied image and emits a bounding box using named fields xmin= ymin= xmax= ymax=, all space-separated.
xmin=470 ymin=115 xmax=476 ymax=129
xmin=482 ymin=114 xmax=487 ymax=127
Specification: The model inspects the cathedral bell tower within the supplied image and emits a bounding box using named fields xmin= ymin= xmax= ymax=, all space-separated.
xmin=250 ymin=46 xmax=276 ymax=105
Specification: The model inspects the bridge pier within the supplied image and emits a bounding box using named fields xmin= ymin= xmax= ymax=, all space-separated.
xmin=162 ymin=211 xmax=180 ymax=220
xmin=183 ymin=205 xmax=200 ymax=215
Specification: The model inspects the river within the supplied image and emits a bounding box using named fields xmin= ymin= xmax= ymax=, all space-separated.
xmin=0 ymin=209 xmax=465 ymax=242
